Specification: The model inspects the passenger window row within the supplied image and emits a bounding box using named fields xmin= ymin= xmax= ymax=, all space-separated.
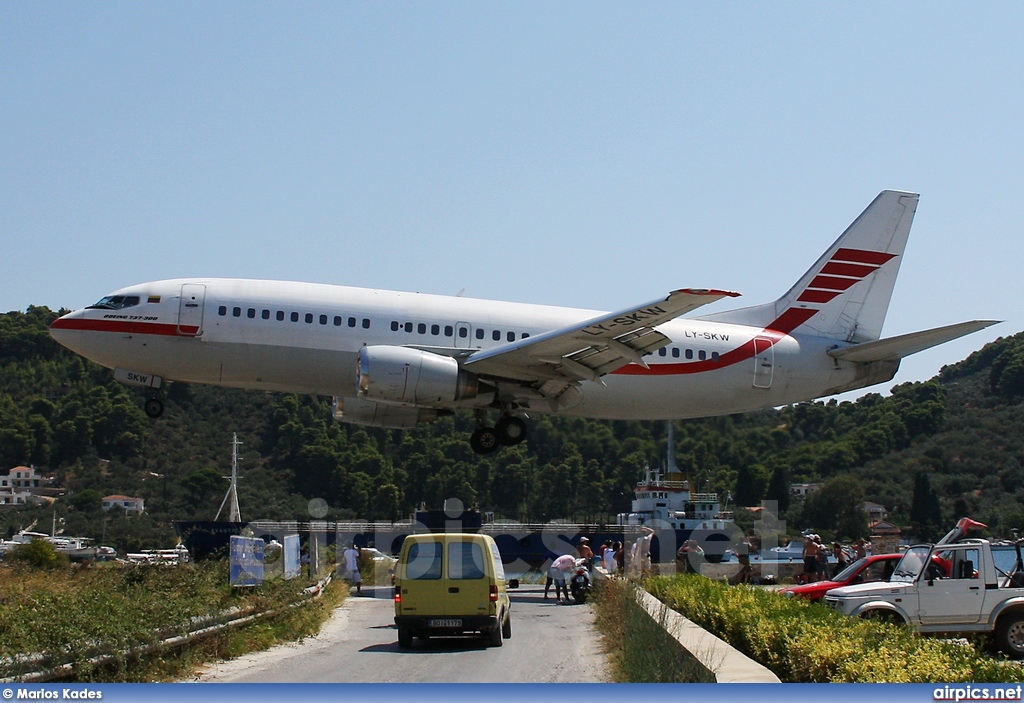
xmin=389 ymin=320 xmax=531 ymax=343
xmin=217 ymin=305 xmax=371 ymax=329
xmin=657 ymin=347 xmax=720 ymax=362
xmin=212 ymin=304 xmax=715 ymax=359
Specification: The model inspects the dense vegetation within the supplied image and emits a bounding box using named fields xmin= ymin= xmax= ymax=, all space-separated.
xmin=644 ymin=574 xmax=1024 ymax=682
xmin=0 ymin=558 xmax=343 ymax=682
xmin=3 ymin=305 xmax=1024 ymax=551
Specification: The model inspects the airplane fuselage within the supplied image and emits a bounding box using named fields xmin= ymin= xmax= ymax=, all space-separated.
xmin=49 ymin=277 xmax=893 ymax=421
xmin=48 ymin=192 xmax=998 ymax=454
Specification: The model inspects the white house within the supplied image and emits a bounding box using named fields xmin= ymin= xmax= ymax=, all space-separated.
xmin=0 ymin=466 xmax=50 ymax=507
xmin=103 ymin=495 xmax=146 ymax=515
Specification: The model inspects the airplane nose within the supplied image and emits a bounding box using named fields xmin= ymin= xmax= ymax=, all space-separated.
xmin=49 ymin=311 xmax=84 ymax=351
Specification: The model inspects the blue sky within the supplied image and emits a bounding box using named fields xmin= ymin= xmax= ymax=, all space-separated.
xmin=2 ymin=3 xmax=1021 ymax=398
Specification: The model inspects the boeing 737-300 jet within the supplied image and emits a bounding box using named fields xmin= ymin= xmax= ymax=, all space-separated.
xmin=50 ymin=190 xmax=998 ymax=454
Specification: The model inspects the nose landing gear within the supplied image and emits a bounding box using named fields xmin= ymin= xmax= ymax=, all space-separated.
xmin=144 ymin=393 xmax=165 ymax=418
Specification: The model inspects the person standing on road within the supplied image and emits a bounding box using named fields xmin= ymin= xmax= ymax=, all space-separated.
xmin=547 ymin=553 xmax=576 ymax=603
xmin=343 ymin=542 xmax=363 ymax=595
xmin=635 ymin=526 xmax=655 ymax=577
xmin=801 ymin=534 xmax=818 ymax=584
xmin=814 ymin=536 xmax=829 ymax=582
xmin=603 ymin=541 xmax=617 ymax=575
xmin=832 ymin=541 xmax=849 ymax=578
xmin=577 ymin=537 xmax=594 ymax=567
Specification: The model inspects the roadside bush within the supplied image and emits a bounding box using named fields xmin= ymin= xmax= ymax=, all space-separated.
xmin=0 ymin=560 xmax=332 ymax=681
xmin=646 ymin=575 xmax=1024 ymax=683
xmin=7 ymin=538 xmax=69 ymax=569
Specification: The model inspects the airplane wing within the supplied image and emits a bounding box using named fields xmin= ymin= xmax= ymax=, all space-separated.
xmin=463 ymin=289 xmax=739 ymax=392
xmin=826 ymin=320 xmax=1000 ymax=363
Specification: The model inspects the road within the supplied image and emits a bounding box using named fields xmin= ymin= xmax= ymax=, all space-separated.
xmin=189 ymin=583 xmax=612 ymax=683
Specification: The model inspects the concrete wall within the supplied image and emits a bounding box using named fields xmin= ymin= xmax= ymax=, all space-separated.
xmin=593 ymin=568 xmax=780 ymax=683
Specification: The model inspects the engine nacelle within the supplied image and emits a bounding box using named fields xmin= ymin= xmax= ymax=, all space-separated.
xmin=355 ymin=346 xmax=484 ymax=405
xmin=333 ymin=396 xmax=438 ymax=429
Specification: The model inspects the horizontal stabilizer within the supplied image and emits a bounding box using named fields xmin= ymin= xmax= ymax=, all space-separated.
xmin=827 ymin=320 xmax=1000 ymax=363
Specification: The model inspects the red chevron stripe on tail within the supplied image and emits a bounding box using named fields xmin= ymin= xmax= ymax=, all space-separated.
xmin=796 ymin=248 xmax=897 ymax=304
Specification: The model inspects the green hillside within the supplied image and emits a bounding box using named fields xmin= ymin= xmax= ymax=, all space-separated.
xmin=2 ymin=305 xmax=1022 ymax=551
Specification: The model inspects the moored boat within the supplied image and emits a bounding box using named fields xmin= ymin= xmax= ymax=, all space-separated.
xmin=0 ymin=529 xmax=112 ymax=562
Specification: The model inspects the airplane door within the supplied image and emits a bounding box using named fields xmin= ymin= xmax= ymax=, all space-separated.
xmin=753 ymin=337 xmax=774 ymax=389
xmin=454 ymin=322 xmax=473 ymax=349
xmin=178 ymin=284 xmax=206 ymax=337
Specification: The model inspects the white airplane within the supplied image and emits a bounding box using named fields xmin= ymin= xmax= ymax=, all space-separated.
xmin=50 ymin=190 xmax=997 ymax=454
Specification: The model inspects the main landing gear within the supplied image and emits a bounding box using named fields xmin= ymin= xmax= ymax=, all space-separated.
xmin=470 ymin=415 xmax=527 ymax=455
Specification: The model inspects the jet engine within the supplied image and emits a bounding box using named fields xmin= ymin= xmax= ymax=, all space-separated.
xmin=333 ymin=396 xmax=438 ymax=429
xmin=355 ymin=346 xmax=487 ymax=405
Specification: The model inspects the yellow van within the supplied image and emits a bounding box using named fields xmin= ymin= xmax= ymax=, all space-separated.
xmin=394 ymin=533 xmax=518 ymax=648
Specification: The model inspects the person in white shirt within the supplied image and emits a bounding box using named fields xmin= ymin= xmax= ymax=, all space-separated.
xmin=343 ymin=543 xmax=363 ymax=595
xmin=603 ymin=542 xmax=617 ymax=574
xmin=546 ymin=553 xmax=576 ymax=603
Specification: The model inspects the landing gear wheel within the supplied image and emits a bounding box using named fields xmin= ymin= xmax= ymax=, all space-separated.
xmin=470 ymin=427 xmax=500 ymax=455
xmin=144 ymin=398 xmax=164 ymax=418
xmin=495 ymin=416 xmax=527 ymax=446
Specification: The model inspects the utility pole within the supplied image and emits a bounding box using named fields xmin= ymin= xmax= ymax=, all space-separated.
xmin=215 ymin=433 xmax=243 ymax=522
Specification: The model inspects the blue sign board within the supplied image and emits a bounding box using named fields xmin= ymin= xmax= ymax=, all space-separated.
xmin=229 ymin=535 xmax=264 ymax=587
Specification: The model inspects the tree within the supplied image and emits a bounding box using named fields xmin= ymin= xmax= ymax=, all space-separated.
xmin=800 ymin=476 xmax=866 ymax=540
xmin=733 ymin=463 xmax=767 ymax=507
xmin=8 ymin=538 xmax=68 ymax=568
xmin=765 ymin=464 xmax=792 ymax=514
xmin=910 ymin=472 xmax=944 ymax=541
xmin=373 ymin=483 xmax=403 ymax=523
xmin=180 ymin=468 xmax=228 ymax=518
xmin=69 ymin=488 xmax=103 ymax=514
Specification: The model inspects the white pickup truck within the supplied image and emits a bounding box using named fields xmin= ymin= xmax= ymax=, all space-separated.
xmin=823 ymin=538 xmax=1024 ymax=658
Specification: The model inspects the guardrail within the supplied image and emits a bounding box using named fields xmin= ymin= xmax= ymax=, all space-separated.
xmin=0 ymin=574 xmax=333 ymax=683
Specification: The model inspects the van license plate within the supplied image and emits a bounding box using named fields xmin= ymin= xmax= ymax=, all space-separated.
xmin=428 ymin=619 xmax=462 ymax=628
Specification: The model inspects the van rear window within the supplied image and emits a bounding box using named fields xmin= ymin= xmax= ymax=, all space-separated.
xmin=448 ymin=542 xmax=485 ymax=580
xmin=405 ymin=542 xmax=442 ymax=580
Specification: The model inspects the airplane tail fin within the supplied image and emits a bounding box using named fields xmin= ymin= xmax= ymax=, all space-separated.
xmin=698 ymin=190 xmax=918 ymax=343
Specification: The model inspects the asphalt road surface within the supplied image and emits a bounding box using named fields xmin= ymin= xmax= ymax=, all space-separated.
xmin=189 ymin=583 xmax=612 ymax=683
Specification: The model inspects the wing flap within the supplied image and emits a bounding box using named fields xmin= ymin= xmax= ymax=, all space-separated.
xmin=827 ymin=320 xmax=1000 ymax=363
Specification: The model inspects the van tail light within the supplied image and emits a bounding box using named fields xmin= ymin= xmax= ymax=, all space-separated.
xmin=489 ymin=584 xmax=498 ymax=602
xmin=394 ymin=586 xmax=402 ymax=603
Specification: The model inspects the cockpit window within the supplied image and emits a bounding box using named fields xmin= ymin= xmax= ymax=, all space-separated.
xmin=86 ymin=295 xmax=141 ymax=310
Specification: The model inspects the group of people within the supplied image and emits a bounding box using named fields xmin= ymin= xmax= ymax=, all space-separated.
xmin=799 ymin=534 xmax=870 ymax=584
xmin=544 ymin=528 xmax=657 ymax=601
xmin=544 ymin=537 xmax=598 ymax=603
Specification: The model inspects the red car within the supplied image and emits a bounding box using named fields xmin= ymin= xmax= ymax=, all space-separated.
xmin=778 ymin=553 xmax=903 ymax=601
xmin=780 ymin=518 xmax=985 ymax=601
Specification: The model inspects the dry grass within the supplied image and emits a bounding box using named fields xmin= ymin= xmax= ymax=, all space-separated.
xmin=0 ymin=561 xmax=345 ymax=682
xmin=591 ymin=577 xmax=715 ymax=683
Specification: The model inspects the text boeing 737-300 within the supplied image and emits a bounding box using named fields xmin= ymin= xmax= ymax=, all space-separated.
xmin=50 ymin=190 xmax=998 ymax=454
